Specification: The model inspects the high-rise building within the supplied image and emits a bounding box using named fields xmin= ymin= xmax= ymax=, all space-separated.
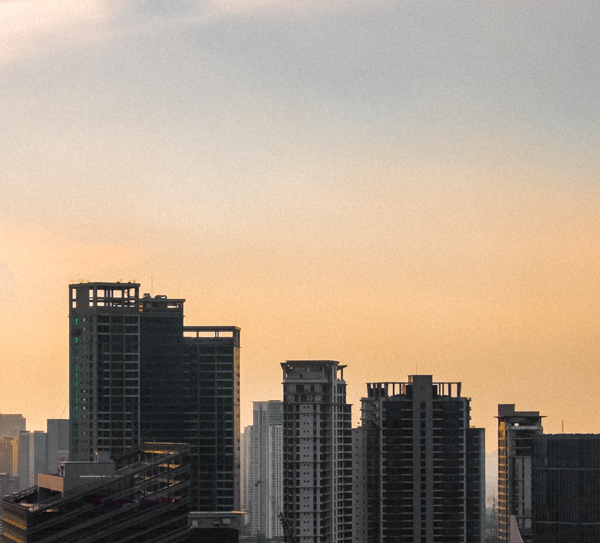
xmin=31 ymin=430 xmax=47 ymax=486
xmin=351 ymin=426 xmax=368 ymax=543
xmin=240 ymin=425 xmax=252 ymax=513
xmin=497 ymin=404 xmax=544 ymax=543
xmin=182 ymin=326 xmax=241 ymax=512
xmin=0 ymin=437 xmax=18 ymax=476
xmin=17 ymin=430 xmax=31 ymax=490
xmin=531 ymin=434 xmax=600 ymax=543
xmin=46 ymin=419 xmax=69 ymax=474
xmin=16 ymin=430 xmax=49 ymax=488
xmin=69 ymin=282 xmax=185 ymax=460
xmin=68 ymin=282 xmax=240 ymax=512
xmin=0 ymin=415 xmax=25 ymax=440
xmin=249 ymin=400 xmax=283 ymax=539
xmin=360 ymin=376 xmax=485 ymax=543
xmin=281 ymin=360 xmax=352 ymax=543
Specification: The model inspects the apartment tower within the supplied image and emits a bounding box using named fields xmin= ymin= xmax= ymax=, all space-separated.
xmin=497 ymin=404 xmax=543 ymax=543
xmin=281 ymin=360 xmax=352 ymax=543
xmin=68 ymin=281 xmax=240 ymax=511
xmin=360 ymin=375 xmax=485 ymax=543
xmin=249 ymin=400 xmax=284 ymax=539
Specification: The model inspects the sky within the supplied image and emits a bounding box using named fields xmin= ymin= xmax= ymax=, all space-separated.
xmin=1 ymin=0 xmax=599 ymax=451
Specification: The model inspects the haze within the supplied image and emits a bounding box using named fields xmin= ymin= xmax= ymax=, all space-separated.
xmin=1 ymin=0 xmax=599 ymax=450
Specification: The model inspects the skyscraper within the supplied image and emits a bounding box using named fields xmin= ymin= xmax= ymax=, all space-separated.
xmin=68 ymin=282 xmax=240 ymax=511
xmin=69 ymin=282 xmax=185 ymax=460
xmin=531 ymin=434 xmax=600 ymax=542
xmin=240 ymin=425 xmax=252 ymax=513
xmin=497 ymin=404 xmax=544 ymax=543
xmin=360 ymin=375 xmax=485 ymax=543
xmin=17 ymin=430 xmax=31 ymax=490
xmin=0 ymin=415 xmax=26 ymax=441
xmin=249 ymin=400 xmax=283 ymax=539
xmin=183 ymin=326 xmax=241 ymax=512
xmin=0 ymin=437 xmax=18 ymax=476
xmin=281 ymin=360 xmax=352 ymax=543
xmin=46 ymin=419 xmax=69 ymax=474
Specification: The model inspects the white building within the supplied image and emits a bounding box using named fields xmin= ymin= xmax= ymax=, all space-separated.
xmin=281 ymin=360 xmax=352 ymax=543
xmin=249 ymin=401 xmax=284 ymax=539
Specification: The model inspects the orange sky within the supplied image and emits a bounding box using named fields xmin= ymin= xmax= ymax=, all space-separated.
xmin=1 ymin=0 xmax=600 ymax=452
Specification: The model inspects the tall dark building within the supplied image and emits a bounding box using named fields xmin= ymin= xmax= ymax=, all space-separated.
xmin=183 ymin=326 xmax=241 ymax=512
xmin=281 ymin=360 xmax=353 ymax=543
xmin=531 ymin=434 xmax=600 ymax=543
xmin=497 ymin=404 xmax=543 ymax=543
xmin=69 ymin=283 xmax=185 ymax=459
xmin=68 ymin=282 xmax=240 ymax=511
xmin=360 ymin=375 xmax=485 ymax=543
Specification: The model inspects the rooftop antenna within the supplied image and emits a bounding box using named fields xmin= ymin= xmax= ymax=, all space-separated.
xmin=151 ymin=275 xmax=154 ymax=296
xmin=562 ymin=420 xmax=565 ymax=433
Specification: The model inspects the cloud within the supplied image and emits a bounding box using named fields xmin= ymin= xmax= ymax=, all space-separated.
xmin=0 ymin=0 xmax=111 ymax=66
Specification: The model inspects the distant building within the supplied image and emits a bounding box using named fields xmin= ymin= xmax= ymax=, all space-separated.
xmin=351 ymin=426 xmax=367 ymax=543
xmin=0 ymin=438 xmax=18 ymax=476
xmin=31 ymin=431 xmax=47 ymax=486
xmin=249 ymin=401 xmax=283 ymax=539
xmin=360 ymin=376 xmax=485 ymax=543
xmin=0 ymin=415 xmax=25 ymax=440
xmin=531 ymin=434 xmax=600 ymax=542
xmin=497 ymin=404 xmax=544 ymax=543
xmin=240 ymin=425 xmax=252 ymax=513
xmin=68 ymin=282 xmax=240 ymax=512
xmin=17 ymin=431 xmax=31 ymax=490
xmin=281 ymin=360 xmax=352 ymax=543
xmin=46 ymin=419 xmax=69 ymax=474
xmin=1 ymin=443 xmax=190 ymax=543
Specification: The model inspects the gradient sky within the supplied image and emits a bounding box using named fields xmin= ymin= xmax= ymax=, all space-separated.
xmin=1 ymin=0 xmax=599 ymax=451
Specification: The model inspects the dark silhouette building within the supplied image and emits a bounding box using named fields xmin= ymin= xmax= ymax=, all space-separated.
xmin=497 ymin=404 xmax=543 ymax=543
xmin=360 ymin=375 xmax=485 ymax=543
xmin=531 ymin=434 xmax=600 ymax=543
xmin=183 ymin=326 xmax=241 ymax=512
xmin=68 ymin=282 xmax=240 ymax=511
xmin=1 ymin=443 xmax=190 ymax=543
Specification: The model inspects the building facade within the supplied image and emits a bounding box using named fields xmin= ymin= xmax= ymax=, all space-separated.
xmin=240 ymin=425 xmax=252 ymax=514
xmin=249 ymin=400 xmax=283 ymax=539
xmin=1 ymin=443 xmax=190 ymax=543
xmin=17 ymin=431 xmax=31 ymax=490
xmin=46 ymin=419 xmax=69 ymax=474
xmin=531 ymin=434 xmax=600 ymax=543
xmin=0 ymin=416 xmax=26 ymax=441
xmin=360 ymin=375 xmax=485 ymax=543
xmin=281 ymin=360 xmax=352 ymax=543
xmin=68 ymin=282 xmax=240 ymax=512
xmin=497 ymin=404 xmax=544 ymax=543
xmin=182 ymin=326 xmax=241 ymax=512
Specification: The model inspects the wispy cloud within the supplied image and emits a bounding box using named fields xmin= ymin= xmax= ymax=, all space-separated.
xmin=0 ymin=0 xmax=112 ymax=66
xmin=0 ymin=0 xmax=372 ymax=67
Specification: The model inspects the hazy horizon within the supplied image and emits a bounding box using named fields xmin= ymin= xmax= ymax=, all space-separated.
xmin=1 ymin=0 xmax=599 ymax=451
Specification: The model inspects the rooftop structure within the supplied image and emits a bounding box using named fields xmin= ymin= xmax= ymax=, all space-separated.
xmin=1 ymin=443 xmax=190 ymax=543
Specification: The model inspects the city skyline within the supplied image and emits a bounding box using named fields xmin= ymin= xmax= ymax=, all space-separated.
xmin=1 ymin=1 xmax=600 ymax=453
